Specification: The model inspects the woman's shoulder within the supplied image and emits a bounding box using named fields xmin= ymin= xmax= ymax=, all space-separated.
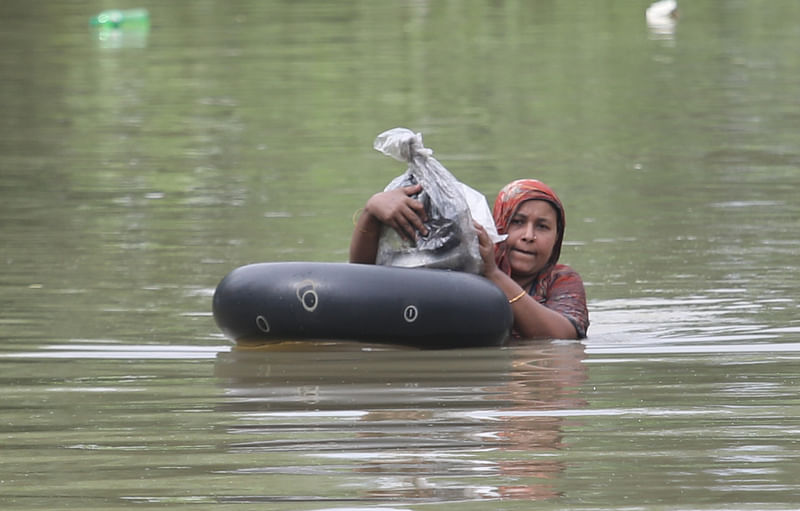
xmin=546 ymin=263 xmax=584 ymax=283
xmin=540 ymin=263 xmax=589 ymax=339
xmin=532 ymin=263 xmax=586 ymax=301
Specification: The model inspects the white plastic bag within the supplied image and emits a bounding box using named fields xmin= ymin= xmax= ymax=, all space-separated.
xmin=373 ymin=128 xmax=502 ymax=274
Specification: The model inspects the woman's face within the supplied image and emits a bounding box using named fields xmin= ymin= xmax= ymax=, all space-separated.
xmin=504 ymin=199 xmax=559 ymax=285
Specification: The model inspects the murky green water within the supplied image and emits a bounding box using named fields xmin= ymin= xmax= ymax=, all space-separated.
xmin=1 ymin=1 xmax=799 ymax=509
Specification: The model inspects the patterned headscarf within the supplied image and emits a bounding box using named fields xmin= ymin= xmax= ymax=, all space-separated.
xmin=493 ymin=179 xmax=566 ymax=275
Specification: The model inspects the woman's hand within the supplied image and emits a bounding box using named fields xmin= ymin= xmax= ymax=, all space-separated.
xmin=473 ymin=221 xmax=501 ymax=277
xmin=365 ymin=184 xmax=428 ymax=242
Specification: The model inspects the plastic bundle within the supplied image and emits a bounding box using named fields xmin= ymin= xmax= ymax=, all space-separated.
xmin=373 ymin=128 xmax=501 ymax=274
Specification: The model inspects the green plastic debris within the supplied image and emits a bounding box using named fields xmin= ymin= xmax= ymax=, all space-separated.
xmin=89 ymin=9 xmax=150 ymax=29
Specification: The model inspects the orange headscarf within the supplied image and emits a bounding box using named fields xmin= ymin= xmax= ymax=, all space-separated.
xmin=493 ymin=179 xmax=566 ymax=275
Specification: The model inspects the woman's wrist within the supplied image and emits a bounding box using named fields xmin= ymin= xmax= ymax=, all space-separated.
xmin=354 ymin=204 xmax=381 ymax=236
xmin=484 ymin=265 xmax=503 ymax=279
xmin=364 ymin=192 xmax=385 ymax=218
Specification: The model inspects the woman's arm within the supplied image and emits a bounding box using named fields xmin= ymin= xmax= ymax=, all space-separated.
xmin=474 ymin=222 xmax=579 ymax=340
xmin=349 ymin=184 xmax=428 ymax=264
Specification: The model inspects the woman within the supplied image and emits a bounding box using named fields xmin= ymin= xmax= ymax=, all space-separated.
xmin=350 ymin=179 xmax=588 ymax=340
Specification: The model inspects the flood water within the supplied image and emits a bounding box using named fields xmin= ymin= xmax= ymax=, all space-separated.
xmin=2 ymin=1 xmax=799 ymax=509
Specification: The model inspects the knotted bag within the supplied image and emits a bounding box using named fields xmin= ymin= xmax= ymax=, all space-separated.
xmin=373 ymin=127 xmax=502 ymax=274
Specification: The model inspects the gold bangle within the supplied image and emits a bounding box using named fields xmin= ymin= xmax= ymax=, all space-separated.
xmin=508 ymin=290 xmax=527 ymax=304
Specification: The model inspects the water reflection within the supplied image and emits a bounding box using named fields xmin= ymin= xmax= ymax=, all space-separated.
xmin=91 ymin=26 xmax=150 ymax=50
xmin=214 ymin=341 xmax=586 ymax=503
